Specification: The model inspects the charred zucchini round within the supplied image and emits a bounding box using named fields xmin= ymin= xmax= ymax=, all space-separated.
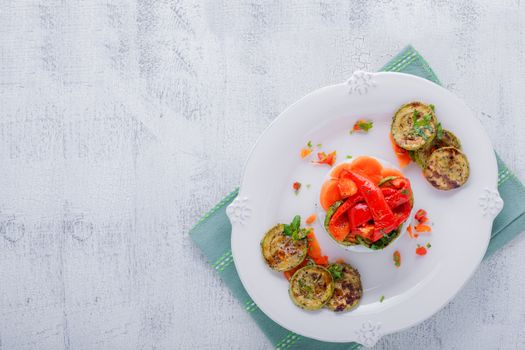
xmin=391 ymin=102 xmax=437 ymax=151
xmin=326 ymin=263 xmax=363 ymax=312
xmin=435 ymin=129 xmax=461 ymax=149
xmin=289 ymin=265 xmax=334 ymax=310
xmin=423 ymin=147 xmax=470 ymax=190
xmin=413 ymin=129 xmax=462 ymax=168
xmin=260 ymin=224 xmax=307 ymax=271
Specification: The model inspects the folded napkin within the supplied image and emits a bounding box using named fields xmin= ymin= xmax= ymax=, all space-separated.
xmin=190 ymin=45 xmax=525 ymax=349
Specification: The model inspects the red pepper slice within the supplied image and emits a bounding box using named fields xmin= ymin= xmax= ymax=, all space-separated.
xmin=345 ymin=171 xmax=396 ymax=242
xmin=349 ymin=202 xmax=370 ymax=231
xmin=328 ymin=194 xmax=364 ymax=241
xmin=348 ymin=190 xmax=410 ymax=231
xmin=415 ymin=209 xmax=427 ymax=222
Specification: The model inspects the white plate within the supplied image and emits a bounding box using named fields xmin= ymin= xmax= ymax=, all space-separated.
xmin=227 ymin=71 xmax=503 ymax=346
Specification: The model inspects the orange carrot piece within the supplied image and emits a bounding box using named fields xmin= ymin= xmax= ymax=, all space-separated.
xmin=414 ymin=224 xmax=432 ymax=233
xmin=330 ymin=163 xmax=353 ymax=178
xmin=320 ymin=179 xmax=342 ymax=210
xmin=407 ymin=224 xmax=415 ymax=239
xmin=381 ymin=168 xmax=404 ymax=178
xmin=300 ymin=148 xmax=312 ymax=159
xmin=389 ymin=133 xmax=411 ymax=168
xmin=337 ymin=176 xmax=357 ymax=198
xmin=306 ymin=230 xmax=328 ymax=266
xmin=283 ymin=259 xmax=308 ymax=280
xmin=305 ymin=214 xmax=317 ymax=225
xmin=349 ymin=156 xmax=383 ymax=184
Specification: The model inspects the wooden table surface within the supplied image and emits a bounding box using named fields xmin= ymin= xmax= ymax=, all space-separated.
xmin=1 ymin=1 xmax=524 ymax=349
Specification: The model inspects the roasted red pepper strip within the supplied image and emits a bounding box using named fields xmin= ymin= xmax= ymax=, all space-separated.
xmin=349 ymin=202 xmax=369 ymax=231
xmin=348 ymin=190 xmax=410 ymax=231
xmin=328 ymin=194 xmax=364 ymax=241
xmin=345 ymin=171 xmax=396 ymax=242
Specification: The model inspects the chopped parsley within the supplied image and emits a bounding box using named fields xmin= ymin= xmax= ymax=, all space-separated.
xmin=307 ymin=140 xmax=313 ymax=148
xmin=412 ymin=110 xmax=434 ymax=140
xmin=327 ymin=264 xmax=343 ymax=281
xmin=346 ymin=155 xmax=353 ymax=159
xmin=426 ymin=242 xmax=432 ymax=249
xmin=429 ymin=104 xmax=435 ymax=111
xmin=400 ymin=189 xmax=410 ymax=195
xmin=298 ymin=278 xmax=313 ymax=294
xmin=305 ymin=184 xmax=311 ymax=189
xmin=317 ymin=143 xmax=322 ymax=148
xmin=380 ymin=295 xmax=385 ymax=303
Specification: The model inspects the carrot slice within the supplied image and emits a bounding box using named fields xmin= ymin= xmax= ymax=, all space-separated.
xmin=349 ymin=156 xmax=383 ymax=184
xmin=306 ymin=230 xmax=328 ymax=266
xmin=300 ymin=148 xmax=312 ymax=159
xmin=337 ymin=176 xmax=357 ymax=198
xmin=414 ymin=224 xmax=432 ymax=233
xmin=283 ymin=259 xmax=308 ymax=280
xmin=407 ymin=224 xmax=415 ymax=239
xmin=320 ymin=179 xmax=342 ymax=210
xmin=381 ymin=168 xmax=403 ymax=178
xmin=389 ymin=133 xmax=411 ymax=168
xmin=305 ymin=214 xmax=317 ymax=225
xmin=330 ymin=163 xmax=353 ymax=178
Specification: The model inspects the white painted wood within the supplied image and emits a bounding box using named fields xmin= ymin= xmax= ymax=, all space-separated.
xmin=0 ymin=1 xmax=524 ymax=349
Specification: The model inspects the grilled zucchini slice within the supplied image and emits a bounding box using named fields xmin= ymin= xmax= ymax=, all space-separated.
xmin=391 ymin=102 xmax=438 ymax=150
xmin=423 ymin=147 xmax=470 ymax=190
xmin=326 ymin=263 xmax=363 ymax=312
xmin=436 ymin=129 xmax=461 ymax=149
xmin=289 ymin=265 xmax=334 ymax=310
xmin=414 ymin=129 xmax=462 ymax=168
xmin=261 ymin=224 xmax=307 ymax=271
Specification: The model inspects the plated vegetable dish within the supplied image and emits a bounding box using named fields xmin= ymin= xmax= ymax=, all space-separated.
xmin=259 ymin=101 xmax=464 ymax=312
xmin=321 ymin=156 xmax=414 ymax=250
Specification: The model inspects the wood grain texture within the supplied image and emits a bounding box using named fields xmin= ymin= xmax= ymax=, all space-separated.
xmin=0 ymin=0 xmax=524 ymax=349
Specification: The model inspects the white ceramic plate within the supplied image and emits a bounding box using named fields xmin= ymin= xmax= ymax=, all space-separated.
xmin=227 ymin=71 xmax=503 ymax=346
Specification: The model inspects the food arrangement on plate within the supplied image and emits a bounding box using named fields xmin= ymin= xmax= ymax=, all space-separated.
xmin=230 ymin=72 xmax=501 ymax=343
xmin=260 ymin=101 xmax=470 ymax=312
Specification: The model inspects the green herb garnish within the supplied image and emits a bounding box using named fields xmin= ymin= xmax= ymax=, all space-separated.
xmin=283 ymin=215 xmax=301 ymax=237
xmin=400 ymin=189 xmax=409 ymax=195
xmin=327 ymin=264 xmax=343 ymax=281
xmin=426 ymin=242 xmax=432 ymax=249
xmin=436 ymin=122 xmax=443 ymax=140
xmin=412 ymin=110 xmax=434 ymax=140
xmin=346 ymin=155 xmax=353 ymax=159
xmin=283 ymin=215 xmax=310 ymax=240
xmin=380 ymin=295 xmax=385 ymax=303
xmin=429 ymin=104 xmax=435 ymax=111
xmin=298 ymin=278 xmax=313 ymax=294
xmin=307 ymin=140 xmax=313 ymax=148
xmin=317 ymin=143 xmax=322 ymax=148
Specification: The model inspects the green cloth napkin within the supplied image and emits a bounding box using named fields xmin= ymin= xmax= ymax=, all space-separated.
xmin=190 ymin=45 xmax=525 ymax=349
